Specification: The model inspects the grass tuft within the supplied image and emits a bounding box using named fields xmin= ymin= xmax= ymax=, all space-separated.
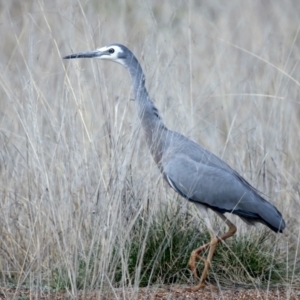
xmin=53 ymin=203 xmax=291 ymax=290
xmin=113 ymin=205 xmax=206 ymax=287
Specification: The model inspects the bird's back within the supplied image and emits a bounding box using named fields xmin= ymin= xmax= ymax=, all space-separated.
xmin=159 ymin=129 xmax=286 ymax=233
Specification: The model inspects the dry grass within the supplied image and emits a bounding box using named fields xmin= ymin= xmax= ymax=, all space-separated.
xmin=0 ymin=0 xmax=299 ymax=298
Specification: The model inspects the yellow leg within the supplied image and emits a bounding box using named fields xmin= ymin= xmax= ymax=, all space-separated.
xmin=188 ymin=242 xmax=210 ymax=278
xmin=189 ymin=217 xmax=237 ymax=290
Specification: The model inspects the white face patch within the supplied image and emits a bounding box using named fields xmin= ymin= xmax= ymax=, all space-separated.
xmin=96 ymin=45 xmax=126 ymax=66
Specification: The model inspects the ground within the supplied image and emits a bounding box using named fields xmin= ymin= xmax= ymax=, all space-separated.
xmin=1 ymin=286 xmax=300 ymax=300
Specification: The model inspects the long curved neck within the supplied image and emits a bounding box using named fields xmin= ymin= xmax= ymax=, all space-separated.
xmin=125 ymin=55 xmax=166 ymax=165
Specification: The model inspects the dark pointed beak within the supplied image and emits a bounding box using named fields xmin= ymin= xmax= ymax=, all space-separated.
xmin=63 ymin=50 xmax=104 ymax=59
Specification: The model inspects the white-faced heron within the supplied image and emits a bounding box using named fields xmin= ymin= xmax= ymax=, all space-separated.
xmin=63 ymin=44 xmax=286 ymax=290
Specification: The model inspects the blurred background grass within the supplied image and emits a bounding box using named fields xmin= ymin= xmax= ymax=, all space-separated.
xmin=0 ymin=0 xmax=299 ymax=297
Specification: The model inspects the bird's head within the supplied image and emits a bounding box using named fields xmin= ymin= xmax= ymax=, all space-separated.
xmin=63 ymin=44 xmax=132 ymax=67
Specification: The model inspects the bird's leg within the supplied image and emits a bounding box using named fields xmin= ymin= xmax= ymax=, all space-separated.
xmin=192 ymin=235 xmax=219 ymax=290
xmin=189 ymin=214 xmax=237 ymax=290
xmin=216 ymin=216 xmax=237 ymax=241
xmin=188 ymin=206 xmax=215 ymax=279
xmin=188 ymin=241 xmax=210 ymax=278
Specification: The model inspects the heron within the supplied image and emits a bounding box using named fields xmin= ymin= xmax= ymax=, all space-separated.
xmin=63 ymin=44 xmax=286 ymax=290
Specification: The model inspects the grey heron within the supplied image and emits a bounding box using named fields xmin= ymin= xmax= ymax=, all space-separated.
xmin=63 ymin=44 xmax=286 ymax=290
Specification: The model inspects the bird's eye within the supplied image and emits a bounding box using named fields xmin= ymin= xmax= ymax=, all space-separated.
xmin=108 ymin=48 xmax=115 ymax=54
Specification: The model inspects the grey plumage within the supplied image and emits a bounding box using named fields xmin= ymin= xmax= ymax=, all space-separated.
xmin=63 ymin=43 xmax=286 ymax=289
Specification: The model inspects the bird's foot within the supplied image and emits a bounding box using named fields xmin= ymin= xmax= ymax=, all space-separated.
xmin=190 ymin=283 xmax=217 ymax=292
xmin=191 ymin=282 xmax=205 ymax=291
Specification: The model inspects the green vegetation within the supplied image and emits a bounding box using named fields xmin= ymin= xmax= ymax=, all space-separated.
xmin=48 ymin=204 xmax=291 ymax=291
xmin=112 ymin=209 xmax=288 ymax=288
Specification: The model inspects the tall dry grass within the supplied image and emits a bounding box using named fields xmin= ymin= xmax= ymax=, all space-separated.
xmin=0 ymin=0 xmax=299 ymax=297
